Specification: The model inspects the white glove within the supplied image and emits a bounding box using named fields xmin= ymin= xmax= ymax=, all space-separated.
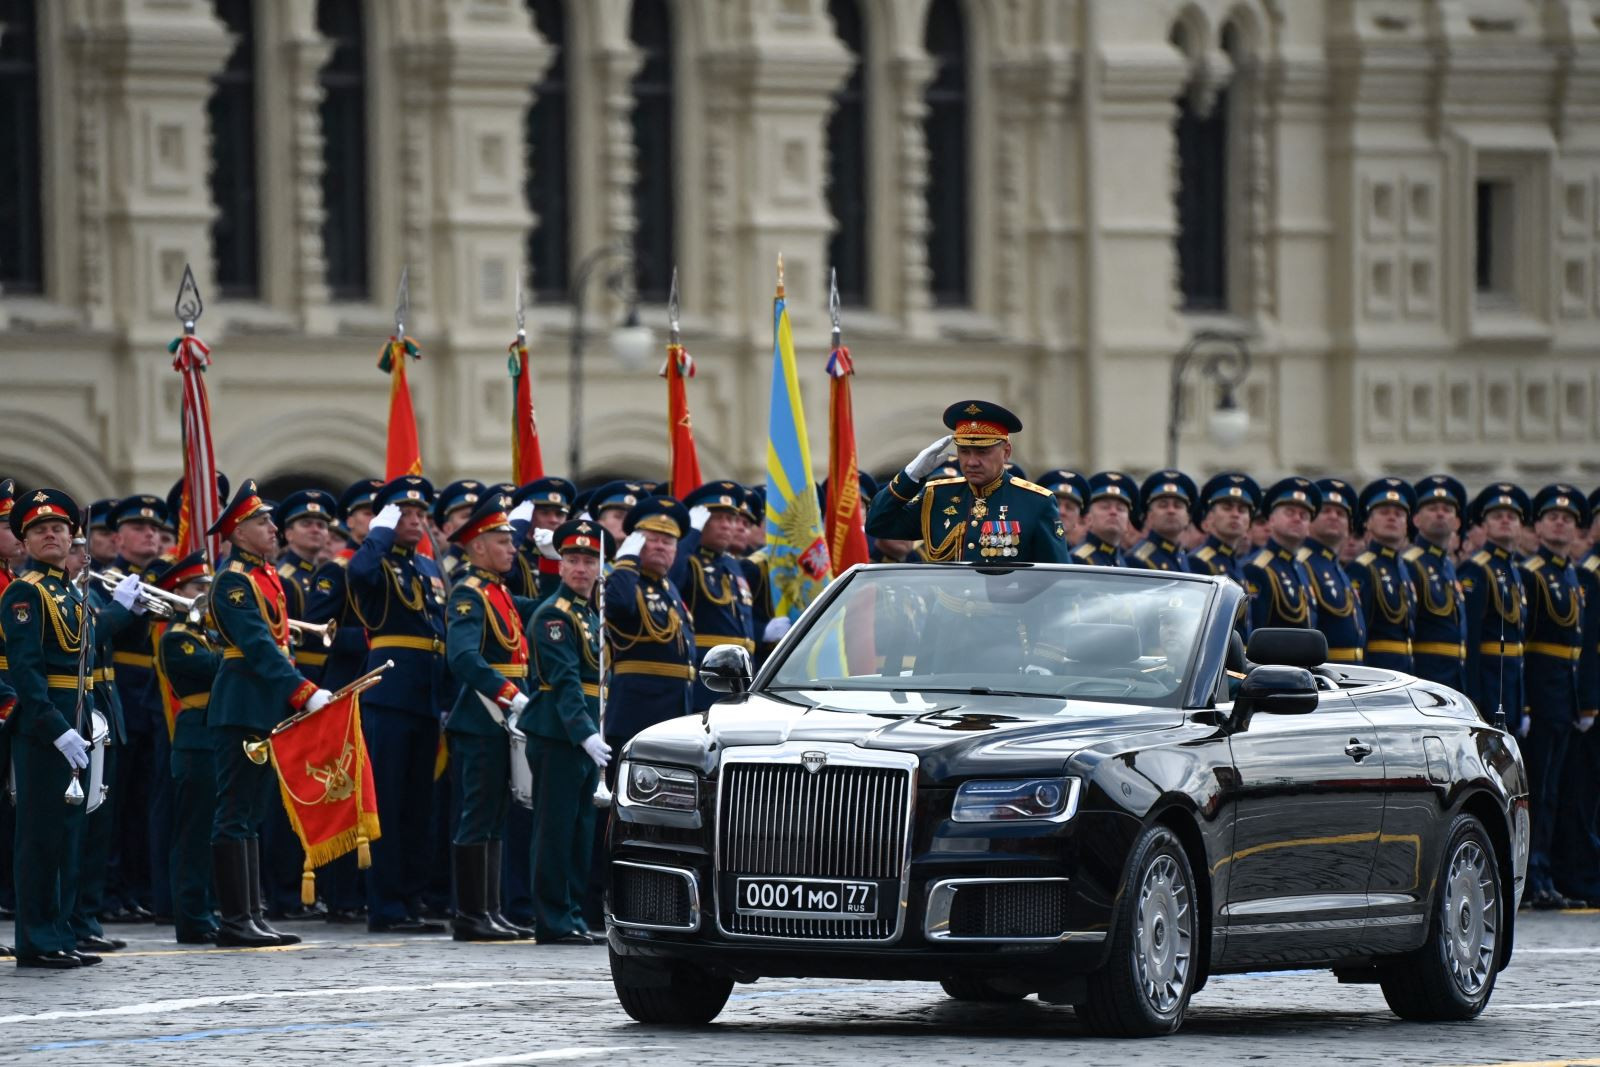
xmin=370 ymin=504 xmax=402 ymax=531
xmin=762 ymin=616 xmax=794 ymax=643
xmin=305 ymin=688 xmax=334 ymax=713
xmin=508 ymin=500 xmax=535 ymax=524
xmin=53 ymin=729 xmax=89 ymax=771
xmin=617 ymin=531 xmax=647 ymax=560
xmin=508 ymin=692 xmax=530 ymax=715
xmin=112 ymin=572 xmax=146 ymax=614
xmin=533 ymin=527 xmax=560 ymax=561
xmin=690 ymin=506 xmax=711 ymax=532
xmin=904 ymin=435 xmax=954 ymax=481
xmin=581 ymin=733 xmax=613 ymax=769
xmin=1517 ymin=714 xmax=1532 ymax=738
xmin=1577 ymin=713 xmax=1596 ymax=734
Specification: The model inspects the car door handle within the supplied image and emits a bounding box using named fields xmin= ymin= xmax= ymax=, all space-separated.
xmin=1344 ymin=739 xmax=1374 ymax=761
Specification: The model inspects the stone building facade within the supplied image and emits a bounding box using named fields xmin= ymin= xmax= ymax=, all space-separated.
xmin=3 ymin=0 xmax=1600 ymax=502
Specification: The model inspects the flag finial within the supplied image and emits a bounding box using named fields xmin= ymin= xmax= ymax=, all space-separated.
xmin=514 ymin=267 xmax=526 ymax=343
xmin=174 ymin=263 xmax=203 ymax=335
xmin=393 ymin=266 xmax=410 ymax=338
xmin=776 ymin=253 xmax=786 ymax=299
xmin=668 ymin=267 xmax=681 ymax=347
xmin=829 ymin=267 xmax=841 ymax=349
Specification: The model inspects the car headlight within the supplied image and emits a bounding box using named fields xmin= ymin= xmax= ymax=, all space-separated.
xmin=951 ymin=777 xmax=1080 ymax=823
xmin=625 ymin=761 xmax=699 ymax=811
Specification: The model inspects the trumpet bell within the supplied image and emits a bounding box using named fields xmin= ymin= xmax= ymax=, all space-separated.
xmin=242 ymin=739 xmax=271 ymax=766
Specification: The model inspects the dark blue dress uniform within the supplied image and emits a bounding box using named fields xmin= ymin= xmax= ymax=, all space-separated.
xmin=1519 ymin=485 xmax=1589 ymax=904
xmin=1300 ymin=478 xmax=1364 ymax=662
xmin=506 ymin=477 xmax=575 ymax=600
xmin=1243 ymin=479 xmax=1321 ymax=633
xmin=1460 ymin=484 xmax=1529 ymax=720
xmin=737 ymin=485 xmax=778 ymax=662
xmin=674 ymin=482 xmax=757 ymax=713
xmin=521 ymin=519 xmax=608 ymax=943
xmin=348 ymin=475 xmax=450 ymax=932
xmin=1556 ymin=517 xmax=1600 ymax=904
xmin=604 ymin=497 xmax=695 ymax=748
xmin=1346 ymin=479 xmax=1417 ymax=672
xmin=1184 ymin=475 xmax=1260 ymax=611
xmin=1128 ymin=470 xmax=1196 ymax=572
xmin=1406 ymin=476 xmax=1469 ymax=691
xmin=865 ymin=401 xmax=1070 ymax=564
xmin=442 ymin=497 xmax=540 ymax=942
xmin=434 ymin=479 xmax=487 ymax=583
xmin=152 ymin=552 xmax=220 ymax=944
xmin=1 ymin=489 xmax=96 ymax=967
xmin=1071 ymin=471 xmax=1137 ymax=568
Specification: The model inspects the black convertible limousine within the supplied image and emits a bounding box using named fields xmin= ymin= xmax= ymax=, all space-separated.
xmin=604 ymin=563 xmax=1528 ymax=1036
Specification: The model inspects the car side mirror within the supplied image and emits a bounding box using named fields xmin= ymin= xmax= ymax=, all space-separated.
xmin=1231 ymin=665 xmax=1318 ymax=731
xmin=700 ymin=643 xmax=753 ymax=695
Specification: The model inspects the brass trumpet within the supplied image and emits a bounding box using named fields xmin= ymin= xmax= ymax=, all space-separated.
xmin=289 ymin=617 xmax=337 ymax=648
xmin=243 ymin=660 xmax=394 ymax=765
xmin=95 ymin=568 xmax=209 ymax=623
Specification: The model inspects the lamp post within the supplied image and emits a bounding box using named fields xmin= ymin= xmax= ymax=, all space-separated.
xmin=568 ymin=244 xmax=654 ymax=479
xmin=1166 ymin=330 xmax=1251 ymax=469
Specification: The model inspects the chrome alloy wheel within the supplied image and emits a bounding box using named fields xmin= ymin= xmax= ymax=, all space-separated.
xmin=1133 ymin=853 xmax=1192 ymax=1015
xmin=1443 ymin=839 xmax=1497 ymax=997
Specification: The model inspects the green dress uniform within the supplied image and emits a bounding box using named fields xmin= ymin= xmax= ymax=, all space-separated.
xmin=521 ymin=581 xmax=603 ymax=941
xmin=866 ymin=472 xmax=1069 ymax=564
xmin=1 ymin=552 xmax=93 ymax=964
xmin=157 ymin=617 xmax=220 ymax=942
xmin=71 ymin=582 xmax=132 ymax=948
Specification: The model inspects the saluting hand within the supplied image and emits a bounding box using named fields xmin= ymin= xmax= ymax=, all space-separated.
xmin=689 ymin=506 xmax=711 ymax=532
xmin=904 ymin=435 xmax=954 ymax=481
xmin=370 ymin=504 xmax=402 ymax=531
xmin=533 ymin=527 xmax=560 ymax=561
xmin=616 ymin=532 xmax=647 ymax=561
xmin=507 ymin=500 xmax=535 ymax=525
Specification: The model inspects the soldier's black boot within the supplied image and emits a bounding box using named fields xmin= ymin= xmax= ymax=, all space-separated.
xmin=452 ymin=844 xmax=517 ymax=942
xmin=213 ymin=841 xmax=279 ymax=948
xmin=486 ymin=840 xmax=534 ymax=939
xmin=245 ymin=839 xmax=300 ymax=947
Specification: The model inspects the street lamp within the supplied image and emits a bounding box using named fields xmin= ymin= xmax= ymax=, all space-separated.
xmin=569 ymin=244 xmax=653 ymax=478
xmin=1166 ymin=330 xmax=1252 ymax=469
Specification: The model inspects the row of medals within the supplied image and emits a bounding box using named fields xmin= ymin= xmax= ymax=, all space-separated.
xmin=974 ymin=501 xmax=1019 ymax=558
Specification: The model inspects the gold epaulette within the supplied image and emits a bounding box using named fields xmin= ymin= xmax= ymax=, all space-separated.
xmin=1470 ymin=550 xmax=1491 ymax=566
xmin=1355 ymin=551 xmax=1376 ymax=566
xmin=1584 ymin=555 xmax=1600 ymax=574
xmin=1072 ymin=543 xmax=1095 ymax=560
xmin=1295 ymin=547 xmax=1312 ymax=563
xmin=554 ymin=597 xmax=571 ymax=612
xmin=1403 ymin=546 xmax=1424 ymax=562
xmin=226 ymin=560 xmax=247 ymax=574
xmin=462 ymin=575 xmax=483 ymax=590
xmin=925 ymin=476 xmax=965 ymax=489
xmin=276 ymin=562 xmax=295 ymax=579
xmin=1251 ymin=550 xmax=1273 ymax=568
xmin=1010 ymin=477 xmax=1054 ymax=498
xmin=747 ymin=550 xmax=767 ymax=565
xmin=1133 ymin=541 xmax=1156 ymax=561
xmin=1524 ymin=556 xmax=1545 ymax=572
xmin=20 ymin=571 xmax=44 ymax=586
xmin=1195 ymin=546 xmax=1215 ymax=562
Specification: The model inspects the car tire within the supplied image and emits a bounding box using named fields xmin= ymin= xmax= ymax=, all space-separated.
xmin=1076 ymin=824 xmax=1198 ymax=1037
xmin=939 ymin=975 xmax=1029 ymax=1003
xmin=609 ymin=947 xmax=734 ymax=1025
xmin=1379 ymin=812 xmax=1502 ymax=1022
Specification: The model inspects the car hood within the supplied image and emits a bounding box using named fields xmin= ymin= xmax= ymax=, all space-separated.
xmin=622 ymin=688 xmax=1187 ymax=780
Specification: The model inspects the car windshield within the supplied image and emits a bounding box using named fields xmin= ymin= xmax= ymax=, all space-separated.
xmin=765 ymin=566 xmax=1215 ymax=707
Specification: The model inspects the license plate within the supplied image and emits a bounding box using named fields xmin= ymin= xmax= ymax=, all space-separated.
xmin=734 ymin=877 xmax=878 ymax=918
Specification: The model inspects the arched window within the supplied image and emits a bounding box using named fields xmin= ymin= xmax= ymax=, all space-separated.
xmin=827 ymin=0 xmax=867 ymax=306
xmin=629 ymin=0 xmax=674 ymax=303
xmin=209 ymin=0 xmax=261 ymax=298
xmin=318 ymin=0 xmax=370 ymax=301
xmin=923 ymin=0 xmax=968 ymax=307
xmin=526 ymin=0 xmax=569 ymax=302
xmin=1173 ymin=26 xmax=1231 ymax=312
xmin=0 ymin=0 xmax=44 ymax=295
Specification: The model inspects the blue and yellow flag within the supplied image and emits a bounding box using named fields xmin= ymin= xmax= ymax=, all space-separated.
xmin=765 ymin=264 xmax=832 ymax=619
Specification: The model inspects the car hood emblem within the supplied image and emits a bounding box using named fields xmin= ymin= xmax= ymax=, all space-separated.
xmin=801 ymin=751 xmax=827 ymax=774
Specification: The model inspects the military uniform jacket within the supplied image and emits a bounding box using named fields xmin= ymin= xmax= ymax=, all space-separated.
xmin=1072 ymin=532 xmax=1126 ymax=568
xmin=1520 ymin=546 xmax=1583 ymax=722
xmin=1404 ymin=539 xmax=1467 ymax=692
xmin=521 ymin=583 xmax=602 ymax=747
xmin=1298 ymin=541 xmax=1366 ymax=661
xmin=603 ymin=559 xmax=694 ymax=743
xmin=866 ymin=472 xmax=1070 ymax=564
xmin=1459 ymin=545 xmax=1525 ymax=719
xmin=157 ymin=620 xmax=221 ymax=752
xmin=0 ymin=563 xmax=15 ymax=723
xmin=444 ymin=567 xmax=537 ymax=738
xmin=210 ymin=547 xmax=317 ymax=733
xmin=1186 ymin=536 xmax=1244 ymax=583
xmin=0 ymin=561 xmax=96 ymax=743
xmin=1346 ymin=543 xmax=1415 ymax=671
xmin=740 ymin=551 xmax=774 ymax=658
xmin=671 ymin=530 xmax=756 ymax=656
xmin=1126 ymin=536 xmax=1186 ymax=572
xmin=1243 ymin=540 xmax=1317 ymax=632
xmin=104 ymin=555 xmax=161 ymax=735
xmin=303 ymin=550 xmax=369 ymax=689
xmin=277 ymin=550 xmax=324 ymax=681
xmin=507 ymin=524 xmax=562 ymax=601
xmin=348 ymin=526 xmax=448 ymax=717
xmin=1576 ymin=549 xmax=1600 ymax=719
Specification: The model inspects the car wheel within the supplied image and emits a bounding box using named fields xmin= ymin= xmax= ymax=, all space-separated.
xmin=1379 ymin=813 xmax=1501 ymax=1021
xmin=1076 ymin=824 xmax=1197 ymax=1037
xmin=939 ymin=975 xmax=1029 ymax=1002
xmin=609 ymin=947 xmax=734 ymax=1025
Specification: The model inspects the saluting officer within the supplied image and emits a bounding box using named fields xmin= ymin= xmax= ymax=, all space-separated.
xmin=442 ymin=495 xmax=536 ymax=942
xmin=1243 ymin=478 xmax=1320 ymax=632
xmin=675 ymin=482 xmax=757 ymax=713
xmin=1185 ymin=474 xmax=1259 ymax=591
xmin=507 ymin=476 xmax=576 ymax=599
xmin=1460 ymin=484 xmax=1529 ymax=722
xmin=1301 ymin=479 xmax=1366 ymax=662
xmin=434 ymin=479 xmax=487 ymax=582
xmin=2 ymin=489 xmax=100 ymax=968
xmin=1406 ymin=476 xmax=1469 ymax=691
xmin=151 ymin=552 xmax=221 ymax=945
xmin=865 ymin=401 xmax=1069 ymax=563
xmin=1519 ymin=485 xmax=1589 ymax=909
xmin=523 ymin=518 xmax=612 ymax=945
xmin=604 ymin=496 xmax=695 ymax=751
xmin=207 ymin=481 xmax=331 ymax=948
xmin=349 ymin=476 xmax=450 ymax=934
xmin=1348 ymin=479 xmax=1418 ymax=673
xmin=1071 ymin=472 xmax=1137 ymax=567
xmin=586 ymin=480 xmax=648 ymax=549
xmin=1129 ymin=471 xmax=1196 ymax=571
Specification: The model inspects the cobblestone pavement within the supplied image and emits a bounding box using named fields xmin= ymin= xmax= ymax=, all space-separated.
xmin=4 ymin=911 xmax=1598 ymax=1067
